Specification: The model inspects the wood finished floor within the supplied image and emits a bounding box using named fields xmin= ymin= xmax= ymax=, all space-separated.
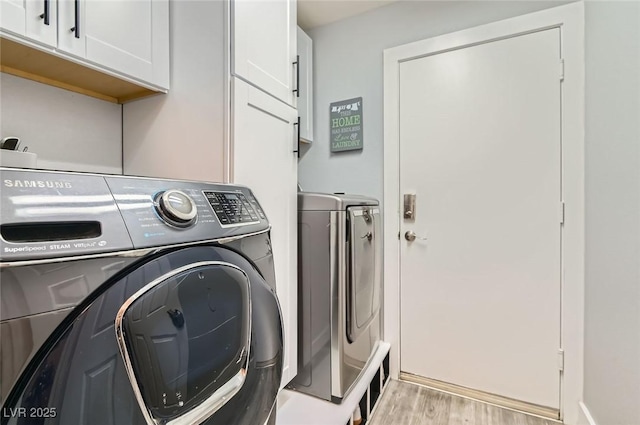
xmin=368 ymin=380 xmax=558 ymax=425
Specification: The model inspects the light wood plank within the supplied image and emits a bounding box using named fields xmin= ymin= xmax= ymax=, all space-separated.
xmin=370 ymin=381 xmax=561 ymax=425
xmin=499 ymin=407 xmax=529 ymax=425
xmin=526 ymin=414 xmax=558 ymax=425
xmin=400 ymin=372 xmax=559 ymax=419
xmin=413 ymin=386 xmax=451 ymax=425
xmin=447 ymin=393 xmax=475 ymax=425
xmin=368 ymin=380 xmax=422 ymax=425
xmin=474 ymin=402 xmax=501 ymax=425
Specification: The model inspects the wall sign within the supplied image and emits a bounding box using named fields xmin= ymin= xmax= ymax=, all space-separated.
xmin=330 ymin=97 xmax=363 ymax=152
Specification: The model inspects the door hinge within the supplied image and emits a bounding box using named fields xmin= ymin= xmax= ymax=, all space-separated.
xmin=558 ymin=348 xmax=565 ymax=372
xmin=559 ymin=59 xmax=565 ymax=81
xmin=560 ymin=201 xmax=565 ymax=225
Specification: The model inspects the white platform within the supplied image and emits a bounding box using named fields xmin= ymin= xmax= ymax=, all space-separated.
xmin=277 ymin=341 xmax=391 ymax=425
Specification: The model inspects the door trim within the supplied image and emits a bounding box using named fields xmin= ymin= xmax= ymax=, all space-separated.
xmin=382 ymin=3 xmax=584 ymax=423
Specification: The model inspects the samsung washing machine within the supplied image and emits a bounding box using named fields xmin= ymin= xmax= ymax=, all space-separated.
xmin=288 ymin=192 xmax=382 ymax=403
xmin=0 ymin=167 xmax=283 ymax=425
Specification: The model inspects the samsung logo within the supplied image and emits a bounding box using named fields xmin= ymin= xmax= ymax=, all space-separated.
xmin=3 ymin=180 xmax=73 ymax=189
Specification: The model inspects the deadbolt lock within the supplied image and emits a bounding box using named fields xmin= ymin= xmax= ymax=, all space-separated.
xmin=404 ymin=194 xmax=416 ymax=220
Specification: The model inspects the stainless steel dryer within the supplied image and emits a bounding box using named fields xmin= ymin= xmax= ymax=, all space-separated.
xmin=288 ymin=192 xmax=381 ymax=403
xmin=0 ymin=168 xmax=283 ymax=425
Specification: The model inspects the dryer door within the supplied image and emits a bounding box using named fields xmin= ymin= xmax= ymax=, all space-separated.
xmin=346 ymin=207 xmax=381 ymax=343
xmin=2 ymin=245 xmax=283 ymax=425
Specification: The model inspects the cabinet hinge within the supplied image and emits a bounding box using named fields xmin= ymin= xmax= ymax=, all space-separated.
xmin=560 ymin=59 xmax=565 ymax=82
xmin=558 ymin=348 xmax=565 ymax=372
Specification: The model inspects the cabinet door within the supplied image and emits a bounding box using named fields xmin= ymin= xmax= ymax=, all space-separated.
xmin=232 ymin=0 xmax=297 ymax=106
xmin=1 ymin=0 xmax=56 ymax=47
xmin=1 ymin=0 xmax=26 ymax=36
xmin=233 ymin=77 xmax=298 ymax=386
xmin=297 ymin=26 xmax=313 ymax=142
xmin=58 ymin=0 xmax=169 ymax=89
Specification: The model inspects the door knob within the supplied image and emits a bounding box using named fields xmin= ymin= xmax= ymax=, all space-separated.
xmin=405 ymin=231 xmax=427 ymax=242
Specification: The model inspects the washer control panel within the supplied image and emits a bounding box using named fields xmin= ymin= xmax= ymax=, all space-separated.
xmin=104 ymin=176 xmax=269 ymax=249
xmin=0 ymin=169 xmax=271 ymax=258
xmin=203 ymin=191 xmax=266 ymax=227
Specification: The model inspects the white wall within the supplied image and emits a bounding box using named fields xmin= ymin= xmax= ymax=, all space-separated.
xmin=0 ymin=73 xmax=122 ymax=174
xmin=123 ymin=0 xmax=226 ymax=182
xmin=299 ymin=1 xmax=568 ymax=202
xmin=583 ymin=2 xmax=640 ymax=424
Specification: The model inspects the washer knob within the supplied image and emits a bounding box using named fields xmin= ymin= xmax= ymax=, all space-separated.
xmin=157 ymin=190 xmax=197 ymax=227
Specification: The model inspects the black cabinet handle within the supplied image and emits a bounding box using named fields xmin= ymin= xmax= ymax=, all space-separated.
xmin=293 ymin=117 xmax=300 ymax=158
xmin=292 ymin=55 xmax=300 ymax=98
xmin=70 ymin=0 xmax=80 ymax=38
xmin=39 ymin=0 xmax=50 ymax=25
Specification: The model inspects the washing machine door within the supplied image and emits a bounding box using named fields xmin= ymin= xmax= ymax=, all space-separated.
xmin=346 ymin=206 xmax=381 ymax=343
xmin=116 ymin=260 xmax=251 ymax=424
xmin=1 ymin=245 xmax=283 ymax=425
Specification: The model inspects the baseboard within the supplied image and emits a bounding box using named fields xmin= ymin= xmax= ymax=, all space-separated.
xmin=577 ymin=402 xmax=598 ymax=425
xmin=400 ymin=372 xmax=559 ymax=420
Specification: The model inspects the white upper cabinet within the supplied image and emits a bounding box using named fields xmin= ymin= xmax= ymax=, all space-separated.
xmin=1 ymin=0 xmax=57 ymax=47
xmin=1 ymin=0 xmax=169 ymax=94
xmin=57 ymin=0 xmax=169 ymax=89
xmin=297 ymin=26 xmax=313 ymax=142
xmin=232 ymin=0 xmax=297 ymax=106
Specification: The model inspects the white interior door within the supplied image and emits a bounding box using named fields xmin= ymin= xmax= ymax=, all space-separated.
xmin=399 ymin=29 xmax=562 ymax=410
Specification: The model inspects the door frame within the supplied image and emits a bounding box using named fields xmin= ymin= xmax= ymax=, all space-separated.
xmin=382 ymin=2 xmax=584 ymax=423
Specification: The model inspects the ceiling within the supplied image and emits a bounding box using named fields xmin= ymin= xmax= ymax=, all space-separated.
xmin=298 ymin=0 xmax=398 ymax=30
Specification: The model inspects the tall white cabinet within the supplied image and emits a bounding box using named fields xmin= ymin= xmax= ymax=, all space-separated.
xmin=231 ymin=0 xmax=299 ymax=387
xmin=232 ymin=78 xmax=298 ymax=385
